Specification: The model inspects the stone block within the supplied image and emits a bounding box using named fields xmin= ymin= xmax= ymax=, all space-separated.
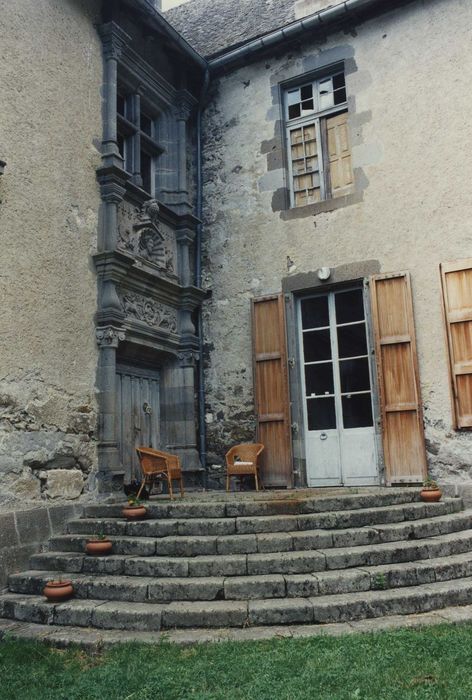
xmin=332 ymin=527 xmax=380 ymax=548
xmin=148 ymin=577 xmax=224 ymax=602
xmin=82 ymin=556 xmax=126 ymax=575
xmin=112 ymin=538 xmax=156 ymax=556
xmin=0 ymin=544 xmax=39 ymax=589
xmin=316 ymin=569 xmax=370 ymax=596
xmin=188 ymin=554 xmax=247 ymax=577
xmin=156 ymin=536 xmax=217 ymax=557
xmin=92 ymin=601 xmax=162 ymax=631
xmin=161 ymin=600 xmax=248 ymax=629
xmin=224 ymin=575 xmax=286 ymax=600
xmin=247 ymin=551 xmax=325 ymax=576
xmin=256 ymin=532 xmax=293 ymax=553
xmin=126 ymin=520 xmax=175 ymax=538
xmin=124 ymin=557 xmax=189 ymax=578
xmin=49 ymin=535 xmax=87 ymax=552
xmin=0 ymin=513 xmax=18 ymax=550
xmin=53 ymin=599 xmax=101 ymax=627
xmin=285 ymin=574 xmax=319 ymax=598
xmin=217 ymin=534 xmax=258 ymax=555
xmin=68 ymin=519 xmax=127 ymax=536
xmin=291 ymin=531 xmax=333 ymax=550
xmin=48 ymin=505 xmax=83 ymax=534
xmin=236 ymin=515 xmax=295 ymax=535
xmin=46 ymin=470 xmax=84 ymax=499
xmin=16 ymin=508 xmax=51 ymax=545
xmin=89 ymin=576 xmax=148 ymax=602
xmin=176 ymin=518 xmax=236 ymax=536
xmin=248 ymin=598 xmax=313 ymax=626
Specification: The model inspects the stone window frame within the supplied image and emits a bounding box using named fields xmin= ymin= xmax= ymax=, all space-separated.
xmin=117 ymin=87 xmax=164 ymax=197
xmin=282 ymin=62 xmax=353 ymax=209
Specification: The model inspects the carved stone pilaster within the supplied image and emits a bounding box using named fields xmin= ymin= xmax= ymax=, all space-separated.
xmin=176 ymin=227 xmax=195 ymax=286
xmin=96 ymin=326 xmax=126 ymax=348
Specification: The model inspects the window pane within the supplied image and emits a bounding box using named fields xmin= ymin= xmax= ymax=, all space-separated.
xmin=303 ymin=329 xmax=332 ymax=362
xmin=337 ymin=323 xmax=367 ymax=358
xmin=140 ymin=113 xmax=153 ymax=135
xmin=335 ymin=289 xmax=365 ymax=324
xmin=305 ymin=363 xmax=334 ymax=396
xmin=300 ymin=84 xmax=313 ymax=100
xmin=342 ymin=394 xmax=373 ymax=428
xmin=339 ymin=358 xmax=371 ymax=393
xmin=141 ymin=150 xmax=152 ymax=194
xmin=289 ymin=103 xmax=301 ymax=119
xmin=287 ymin=89 xmax=300 ymax=105
xmin=333 ymin=73 xmax=345 ymax=90
xmin=307 ymin=188 xmax=321 ymax=204
xmin=319 ymin=78 xmax=334 ymax=110
xmin=334 ymin=87 xmax=347 ymax=105
xmin=301 ymin=99 xmax=314 ymax=113
xmin=307 ymin=397 xmax=336 ymax=430
xmin=301 ymin=296 xmax=329 ymax=328
xmin=117 ymin=94 xmax=125 ymax=116
xmin=117 ymin=133 xmax=125 ymax=158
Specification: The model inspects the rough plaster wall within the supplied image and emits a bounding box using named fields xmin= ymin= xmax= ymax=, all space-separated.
xmin=0 ymin=0 xmax=102 ymax=506
xmin=202 ymin=0 xmax=472 ymax=485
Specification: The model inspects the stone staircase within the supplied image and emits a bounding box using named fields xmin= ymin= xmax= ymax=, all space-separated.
xmin=2 ymin=488 xmax=472 ymax=645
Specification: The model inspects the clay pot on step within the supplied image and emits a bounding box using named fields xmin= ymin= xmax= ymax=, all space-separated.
xmin=85 ymin=538 xmax=113 ymax=555
xmin=122 ymin=505 xmax=147 ymax=520
xmin=43 ymin=580 xmax=74 ymax=603
xmin=420 ymin=488 xmax=442 ymax=503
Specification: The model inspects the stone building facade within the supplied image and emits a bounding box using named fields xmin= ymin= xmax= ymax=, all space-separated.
xmin=168 ymin=0 xmax=472 ymax=495
xmin=1 ymin=0 xmax=472 ymax=519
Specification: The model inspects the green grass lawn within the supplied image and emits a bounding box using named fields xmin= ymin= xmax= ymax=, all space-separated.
xmin=2 ymin=623 xmax=472 ymax=700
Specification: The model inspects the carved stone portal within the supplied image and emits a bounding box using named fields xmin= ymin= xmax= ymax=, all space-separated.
xmin=120 ymin=291 xmax=178 ymax=333
xmin=118 ymin=199 xmax=175 ymax=274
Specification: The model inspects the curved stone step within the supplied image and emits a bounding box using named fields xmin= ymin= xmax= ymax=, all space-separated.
xmin=47 ymin=509 xmax=472 ymax=561
xmin=4 ymin=576 xmax=472 ymax=631
xmin=30 ymin=528 xmax=472 ymax=579
xmin=10 ymin=552 xmax=472 ymax=603
xmin=69 ymin=500 xmax=461 ymax=538
xmin=81 ymin=488 xmax=422 ymax=521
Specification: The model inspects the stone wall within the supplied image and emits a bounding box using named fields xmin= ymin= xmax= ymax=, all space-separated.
xmin=0 ymin=504 xmax=83 ymax=590
xmin=0 ymin=0 xmax=103 ymax=506
xmin=201 ymin=0 xmax=472 ymax=487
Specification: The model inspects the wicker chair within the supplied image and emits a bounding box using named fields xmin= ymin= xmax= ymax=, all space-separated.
xmin=136 ymin=447 xmax=184 ymax=500
xmin=225 ymin=443 xmax=265 ymax=492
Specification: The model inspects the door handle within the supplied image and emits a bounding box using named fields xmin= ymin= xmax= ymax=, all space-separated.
xmin=320 ymin=432 xmax=328 ymax=440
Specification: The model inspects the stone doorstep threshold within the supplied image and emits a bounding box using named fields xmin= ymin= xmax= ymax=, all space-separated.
xmin=1 ymin=605 xmax=472 ymax=650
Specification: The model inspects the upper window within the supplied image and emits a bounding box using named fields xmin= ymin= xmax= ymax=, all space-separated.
xmin=284 ymin=68 xmax=353 ymax=208
xmin=117 ymin=91 xmax=163 ymax=195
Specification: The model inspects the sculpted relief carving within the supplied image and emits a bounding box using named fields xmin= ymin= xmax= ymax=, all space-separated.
xmin=119 ymin=291 xmax=178 ymax=333
xmin=118 ymin=199 xmax=175 ymax=275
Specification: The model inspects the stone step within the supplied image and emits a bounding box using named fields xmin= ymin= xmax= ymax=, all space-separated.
xmin=30 ymin=528 xmax=472 ymax=578
xmin=2 ymin=603 xmax=472 ymax=648
xmin=71 ymin=499 xmax=459 ymax=537
xmin=4 ymin=576 xmax=472 ymax=630
xmin=10 ymin=552 xmax=472 ymax=603
xmin=81 ymin=488 xmax=422 ymax=521
xmin=47 ymin=509 xmax=472 ymax=559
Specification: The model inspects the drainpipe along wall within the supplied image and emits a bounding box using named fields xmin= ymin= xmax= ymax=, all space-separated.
xmin=196 ymin=68 xmax=210 ymax=485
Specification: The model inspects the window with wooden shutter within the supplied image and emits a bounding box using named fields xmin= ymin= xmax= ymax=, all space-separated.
xmin=440 ymin=259 xmax=472 ymax=428
xmin=284 ymin=67 xmax=353 ymax=207
xmin=252 ymin=295 xmax=293 ymax=487
xmin=370 ymin=272 xmax=427 ymax=484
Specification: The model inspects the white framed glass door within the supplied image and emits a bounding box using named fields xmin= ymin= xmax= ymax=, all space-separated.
xmin=298 ymin=285 xmax=378 ymax=486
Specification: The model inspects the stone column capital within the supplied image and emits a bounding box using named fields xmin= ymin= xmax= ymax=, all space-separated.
xmin=177 ymin=350 xmax=199 ymax=368
xmin=96 ymin=326 xmax=126 ymax=348
xmin=175 ymin=90 xmax=197 ymax=121
xmin=98 ymin=22 xmax=131 ymax=60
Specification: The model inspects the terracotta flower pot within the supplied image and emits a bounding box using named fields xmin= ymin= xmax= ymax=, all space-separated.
xmin=85 ymin=539 xmax=113 ymax=555
xmin=43 ymin=580 xmax=74 ymax=603
xmin=122 ymin=505 xmax=147 ymax=520
xmin=420 ymin=488 xmax=442 ymax=503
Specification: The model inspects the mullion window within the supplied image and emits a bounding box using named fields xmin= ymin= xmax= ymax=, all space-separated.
xmin=117 ymin=90 xmax=161 ymax=196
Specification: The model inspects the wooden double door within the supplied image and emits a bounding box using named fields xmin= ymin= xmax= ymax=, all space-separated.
xmin=252 ymin=272 xmax=427 ymax=488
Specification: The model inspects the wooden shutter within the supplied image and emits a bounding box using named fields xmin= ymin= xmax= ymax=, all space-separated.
xmin=440 ymin=259 xmax=472 ymax=428
xmin=370 ymin=272 xmax=427 ymax=484
xmin=252 ymin=294 xmax=293 ymax=487
xmin=326 ymin=112 xmax=353 ymax=198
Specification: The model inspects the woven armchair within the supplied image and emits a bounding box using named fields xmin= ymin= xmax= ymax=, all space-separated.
xmin=225 ymin=443 xmax=265 ymax=492
xmin=136 ymin=447 xmax=184 ymax=500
